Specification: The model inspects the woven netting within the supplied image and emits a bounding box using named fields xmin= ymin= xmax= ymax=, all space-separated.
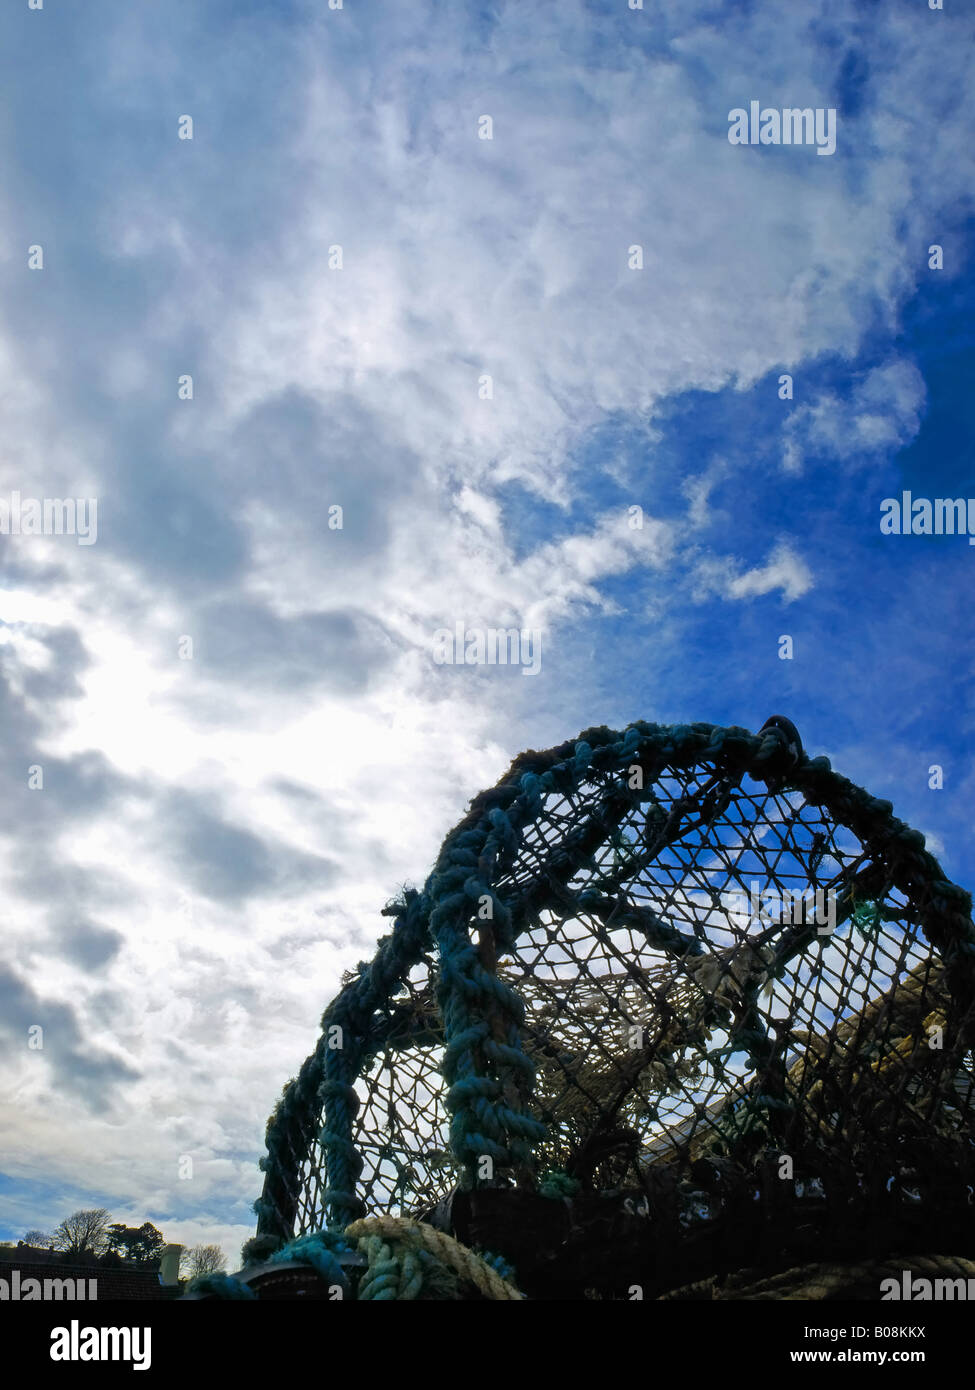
xmin=256 ymin=720 xmax=975 ymax=1276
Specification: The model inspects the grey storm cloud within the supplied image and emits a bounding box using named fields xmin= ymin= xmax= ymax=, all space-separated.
xmin=0 ymin=964 xmax=140 ymax=1108
xmin=229 ymin=389 xmax=414 ymax=509
xmin=6 ymin=853 xmax=137 ymax=965
xmin=161 ymin=789 xmax=339 ymax=903
xmin=12 ymin=625 xmax=89 ymax=704
xmin=107 ymin=468 xmax=250 ymax=592
xmin=0 ymin=627 xmax=135 ymax=855
xmin=192 ymin=600 xmax=396 ymax=695
xmin=219 ymin=388 xmax=428 ymax=574
xmin=55 ymin=920 xmax=126 ymax=971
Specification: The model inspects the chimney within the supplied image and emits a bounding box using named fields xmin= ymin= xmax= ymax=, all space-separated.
xmin=159 ymin=1244 xmax=183 ymax=1285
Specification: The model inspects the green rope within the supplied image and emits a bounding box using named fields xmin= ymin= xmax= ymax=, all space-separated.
xmin=538 ymin=1170 xmax=582 ymax=1199
xmin=357 ymin=1232 xmax=425 ymax=1301
xmin=185 ymin=1272 xmax=256 ymax=1300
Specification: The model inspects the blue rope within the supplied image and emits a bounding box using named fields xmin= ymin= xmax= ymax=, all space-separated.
xmin=186 ymin=1272 xmax=256 ymax=1300
xmin=268 ymin=1230 xmax=353 ymax=1295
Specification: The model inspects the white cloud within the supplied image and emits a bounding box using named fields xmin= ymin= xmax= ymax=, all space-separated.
xmin=692 ymin=542 xmax=814 ymax=604
xmin=781 ymin=359 xmax=927 ymax=473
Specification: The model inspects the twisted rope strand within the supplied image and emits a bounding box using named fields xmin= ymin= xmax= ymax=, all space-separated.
xmin=346 ymin=1216 xmax=524 ymax=1300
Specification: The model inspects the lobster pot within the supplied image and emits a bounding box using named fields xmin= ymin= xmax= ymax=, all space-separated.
xmin=256 ymin=720 xmax=975 ymax=1298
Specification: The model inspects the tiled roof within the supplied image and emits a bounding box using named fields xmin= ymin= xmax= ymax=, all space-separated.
xmin=0 ymin=1261 xmax=183 ymax=1300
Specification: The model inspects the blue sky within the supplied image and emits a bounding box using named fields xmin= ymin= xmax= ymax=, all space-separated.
xmin=0 ymin=0 xmax=973 ymax=1266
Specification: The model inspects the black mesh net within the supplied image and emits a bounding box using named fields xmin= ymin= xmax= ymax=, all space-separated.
xmin=278 ymin=762 xmax=972 ymax=1223
xmin=258 ymin=727 xmax=975 ymax=1295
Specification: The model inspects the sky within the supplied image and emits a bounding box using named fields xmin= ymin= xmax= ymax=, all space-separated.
xmin=0 ymin=0 xmax=973 ymax=1269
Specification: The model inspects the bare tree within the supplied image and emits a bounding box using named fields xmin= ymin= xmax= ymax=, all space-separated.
xmin=23 ymin=1230 xmax=52 ymax=1247
xmin=52 ymin=1209 xmax=113 ymax=1259
xmin=182 ymin=1244 xmax=227 ymax=1278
